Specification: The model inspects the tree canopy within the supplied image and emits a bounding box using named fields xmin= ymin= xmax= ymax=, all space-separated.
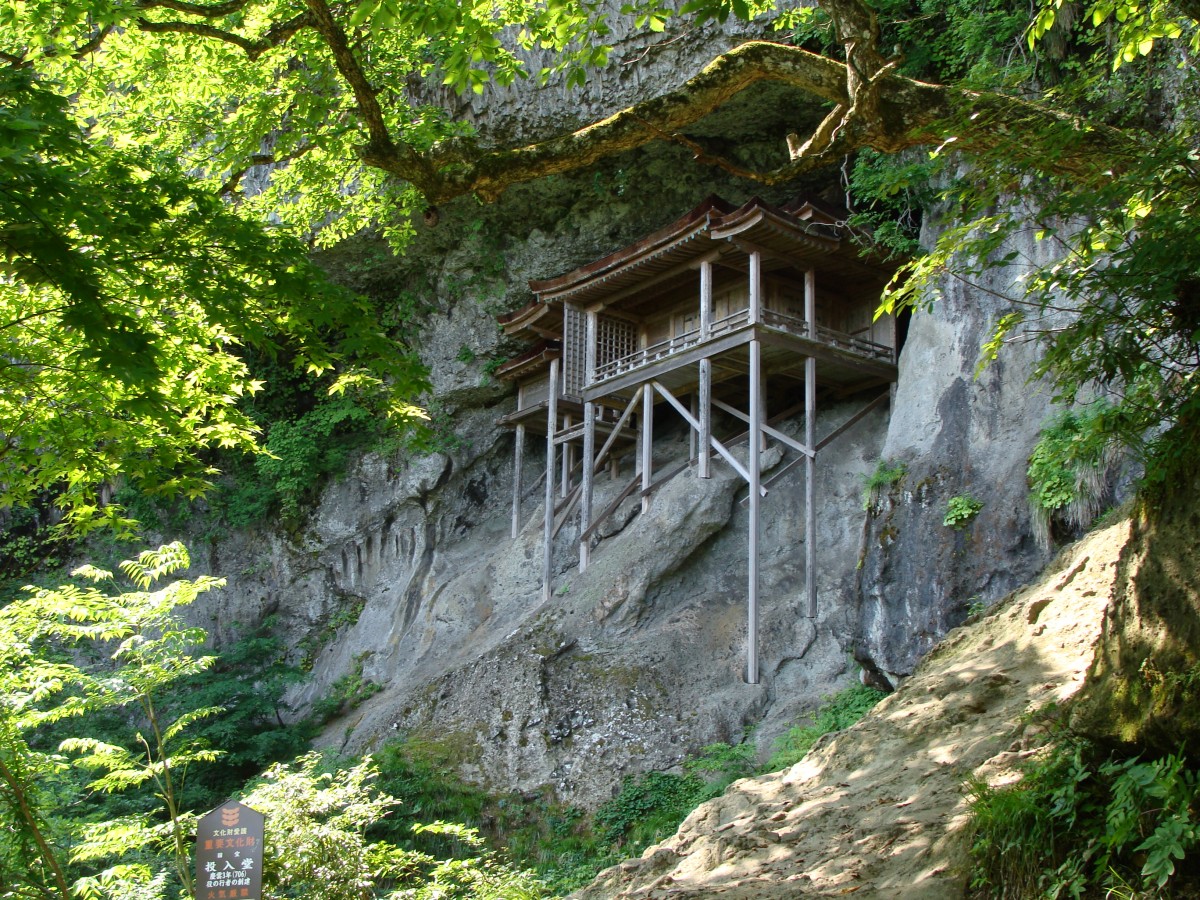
xmin=3 ymin=0 xmax=1199 ymax=522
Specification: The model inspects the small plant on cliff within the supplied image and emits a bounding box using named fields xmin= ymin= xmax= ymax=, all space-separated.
xmin=1027 ymin=401 xmax=1120 ymax=549
xmin=943 ymin=494 xmax=984 ymax=529
xmin=861 ymin=460 xmax=908 ymax=511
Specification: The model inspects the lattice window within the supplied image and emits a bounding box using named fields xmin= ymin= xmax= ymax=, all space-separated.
xmin=562 ymin=304 xmax=586 ymax=398
xmin=596 ymin=315 xmax=637 ymax=372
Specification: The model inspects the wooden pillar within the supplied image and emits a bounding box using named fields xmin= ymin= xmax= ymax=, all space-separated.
xmin=806 ymin=355 xmax=817 ymax=619
xmin=543 ymin=359 xmax=559 ymax=602
xmin=805 ymin=269 xmax=817 ymax=619
xmin=699 ymin=259 xmax=713 ymax=478
xmin=561 ymin=413 xmax=572 ymax=498
xmin=580 ymin=404 xmax=595 ymax=570
xmin=805 ymin=269 xmax=817 ymax=338
xmin=699 ymin=361 xmax=712 ymax=478
xmin=689 ymin=392 xmax=698 ymax=461
xmin=749 ymin=250 xmax=762 ymax=326
xmin=747 ymin=337 xmax=762 ymax=684
xmin=511 ymin=423 xmax=525 ymax=539
xmin=641 ymin=383 xmax=653 ymax=514
xmin=580 ymin=310 xmax=597 ymax=571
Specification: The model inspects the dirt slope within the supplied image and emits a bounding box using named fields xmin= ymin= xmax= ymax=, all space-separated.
xmin=573 ymin=519 xmax=1132 ymax=899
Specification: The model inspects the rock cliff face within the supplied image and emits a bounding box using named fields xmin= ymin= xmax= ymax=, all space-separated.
xmin=186 ymin=20 xmax=1066 ymax=806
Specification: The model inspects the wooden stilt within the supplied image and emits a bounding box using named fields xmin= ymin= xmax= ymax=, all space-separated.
xmin=689 ymin=392 xmax=698 ymax=461
xmin=641 ymin=383 xmax=653 ymax=514
xmin=543 ymin=359 xmax=559 ymax=603
xmin=561 ymin=413 xmax=572 ymax=498
xmin=512 ymin=424 xmax=525 ymax=539
xmin=699 ymin=259 xmax=712 ymax=479
xmin=806 ymin=356 xmax=817 ymax=619
xmin=581 ymin=309 xmax=597 ymax=570
xmin=580 ymin=403 xmax=594 ymax=570
xmin=747 ymin=337 xmax=762 ymax=684
xmin=749 ymin=251 xmax=762 ymax=326
xmin=805 ymin=269 xmax=818 ymax=619
xmin=699 ymin=359 xmax=712 ymax=478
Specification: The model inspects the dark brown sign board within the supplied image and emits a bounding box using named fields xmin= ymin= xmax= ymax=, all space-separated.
xmin=195 ymin=801 xmax=264 ymax=900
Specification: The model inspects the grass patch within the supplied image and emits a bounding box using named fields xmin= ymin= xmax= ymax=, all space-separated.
xmin=764 ymin=684 xmax=889 ymax=771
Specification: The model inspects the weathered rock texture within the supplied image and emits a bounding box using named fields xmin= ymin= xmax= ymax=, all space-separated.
xmin=855 ymin=221 xmax=1063 ymax=683
xmin=571 ymin=518 xmax=1130 ymax=899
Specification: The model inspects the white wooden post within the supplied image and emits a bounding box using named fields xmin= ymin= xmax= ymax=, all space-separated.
xmin=806 ymin=355 xmax=817 ymax=619
xmin=581 ymin=311 xmax=598 ymax=570
xmin=511 ymin=423 xmax=525 ymax=539
xmin=749 ymin=250 xmax=762 ymax=326
xmin=747 ymin=337 xmax=762 ymax=684
xmin=805 ymin=269 xmax=817 ymax=619
xmin=561 ymin=413 xmax=572 ymax=498
xmin=641 ymin=383 xmax=653 ymax=514
xmin=699 ymin=259 xmax=713 ymax=479
xmin=542 ymin=359 xmax=559 ymax=602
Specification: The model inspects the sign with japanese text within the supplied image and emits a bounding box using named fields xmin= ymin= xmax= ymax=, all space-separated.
xmin=195 ymin=801 xmax=264 ymax=900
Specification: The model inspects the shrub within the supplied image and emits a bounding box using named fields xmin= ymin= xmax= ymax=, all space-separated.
xmin=1027 ymin=401 xmax=1119 ymax=549
xmin=968 ymin=740 xmax=1200 ymax=897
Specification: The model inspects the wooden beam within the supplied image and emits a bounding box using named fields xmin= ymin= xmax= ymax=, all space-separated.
xmin=712 ymin=397 xmax=813 ymax=459
xmin=749 ymin=250 xmax=762 ymax=326
xmin=561 ymin=412 xmax=572 ymax=499
xmin=651 ymin=381 xmax=761 ymax=492
xmin=583 ymin=249 xmax=720 ymax=313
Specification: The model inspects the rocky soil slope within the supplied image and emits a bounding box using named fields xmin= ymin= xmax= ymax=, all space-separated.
xmin=573 ymin=517 xmax=1132 ymax=898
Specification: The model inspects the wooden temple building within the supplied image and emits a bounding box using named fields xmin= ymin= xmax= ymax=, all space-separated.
xmin=494 ymin=196 xmax=902 ymax=683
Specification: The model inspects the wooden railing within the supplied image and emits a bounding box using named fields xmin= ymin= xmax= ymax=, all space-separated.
xmin=593 ymin=309 xmax=753 ymax=382
xmin=592 ymin=306 xmax=893 ymax=384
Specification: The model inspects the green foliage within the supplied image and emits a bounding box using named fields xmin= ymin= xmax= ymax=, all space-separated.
xmin=0 ymin=67 xmax=428 ymax=538
xmin=593 ymin=770 xmax=711 ymax=851
xmin=880 ymin=7 xmax=1200 ymax=500
xmin=770 ymin=0 xmax=1035 ymax=85
xmin=164 ymin=618 xmax=313 ymax=809
xmin=943 ymin=494 xmax=984 ymax=529
xmin=684 ymin=736 xmax=757 ymax=790
xmin=763 ymin=684 xmax=888 ymax=772
xmin=241 ymin=752 xmax=548 ymax=900
xmin=967 ymin=739 xmax=1200 ymax=897
xmin=862 ymin=459 xmax=908 ymax=510
xmin=1030 ymin=0 xmax=1199 ymax=70
xmin=1027 ymin=402 xmax=1119 ymax=548
xmin=846 ymin=150 xmax=935 ymax=259
xmin=242 ymin=753 xmax=412 ymax=900
xmin=312 ymin=655 xmax=383 ymax=724
xmin=0 ymin=543 xmax=224 ymax=898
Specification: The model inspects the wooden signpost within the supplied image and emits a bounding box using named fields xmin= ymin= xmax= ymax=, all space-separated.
xmin=195 ymin=801 xmax=264 ymax=900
